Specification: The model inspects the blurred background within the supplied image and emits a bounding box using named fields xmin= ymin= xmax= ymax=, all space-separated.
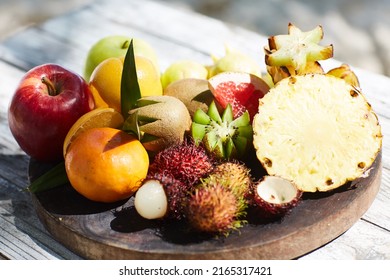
xmin=0 ymin=0 xmax=390 ymax=76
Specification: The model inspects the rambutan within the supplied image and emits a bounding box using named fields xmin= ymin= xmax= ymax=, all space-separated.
xmin=186 ymin=181 xmax=247 ymax=235
xmin=251 ymin=175 xmax=302 ymax=219
xmin=208 ymin=160 xmax=252 ymax=199
xmin=148 ymin=139 xmax=215 ymax=187
xmin=134 ymin=171 xmax=191 ymax=221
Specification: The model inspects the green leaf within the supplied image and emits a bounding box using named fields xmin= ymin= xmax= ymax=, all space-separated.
xmin=137 ymin=115 xmax=159 ymax=125
xmin=122 ymin=111 xmax=141 ymax=140
xmin=28 ymin=161 xmax=69 ymax=193
xmin=141 ymin=133 xmax=160 ymax=143
xmin=136 ymin=99 xmax=161 ymax=108
xmin=121 ymin=39 xmax=141 ymax=118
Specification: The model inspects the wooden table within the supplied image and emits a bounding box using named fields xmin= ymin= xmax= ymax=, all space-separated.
xmin=0 ymin=0 xmax=389 ymax=260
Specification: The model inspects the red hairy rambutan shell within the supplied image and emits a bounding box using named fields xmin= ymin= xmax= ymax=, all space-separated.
xmin=252 ymin=175 xmax=302 ymax=218
xmin=148 ymin=139 xmax=215 ymax=186
xmin=186 ymin=184 xmax=240 ymax=234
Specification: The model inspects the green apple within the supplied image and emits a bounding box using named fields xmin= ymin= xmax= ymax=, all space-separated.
xmin=161 ymin=60 xmax=208 ymax=89
xmin=83 ymin=35 xmax=160 ymax=82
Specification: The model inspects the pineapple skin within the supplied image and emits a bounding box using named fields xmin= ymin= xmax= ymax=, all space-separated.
xmin=253 ymin=74 xmax=382 ymax=192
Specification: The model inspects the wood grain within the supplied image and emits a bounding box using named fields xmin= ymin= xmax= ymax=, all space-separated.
xmin=28 ymin=152 xmax=382 ymax=260
xmin=1 ymin=0 xmax=389 ymax=260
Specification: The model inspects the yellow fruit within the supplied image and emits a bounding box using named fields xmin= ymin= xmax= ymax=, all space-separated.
xmin=89 ymin=56 xmax=163 ymax=112
xmin=208 ymin=45 xmax=262 ymax=79
xmin=161 ymin=60 xmax=208 ymax=89
xmin=83 ymin=36 xmax=160 ymax=82
xmin=63 ymin=107 xmax=124 ymax=158
xmin=65 ymin=127 xmax=149 ymax=203
xmin=253 ymin=74 xmax=382 ymax=192
xmin=136 ymin=56 xmax=163 ymax=97
xmin=89 ymin=84 xmax=109 ymax=109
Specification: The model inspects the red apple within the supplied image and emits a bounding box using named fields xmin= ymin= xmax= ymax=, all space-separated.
xmin=8 ymin=63 xmax=95 ymax=162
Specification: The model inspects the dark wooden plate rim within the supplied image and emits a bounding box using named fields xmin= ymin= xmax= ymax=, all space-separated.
xmin=28 ymin=152 xmax=382 ymax=260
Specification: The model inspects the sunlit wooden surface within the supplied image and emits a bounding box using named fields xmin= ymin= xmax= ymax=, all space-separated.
xmin=0 ymin=0 xmax=389 ymax=260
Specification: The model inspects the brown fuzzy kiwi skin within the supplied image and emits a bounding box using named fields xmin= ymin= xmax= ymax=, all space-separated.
xmin=163 ymin=78 xmax=212 ymax=117
xmin=128 ymin=95 xmax=192 ymax=153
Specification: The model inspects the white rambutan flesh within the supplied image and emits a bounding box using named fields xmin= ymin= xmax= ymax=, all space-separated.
xmin=134 ymin=180 xmax=168 ymax=220
xmin=256 ymin=176 xmax=298 ymax=204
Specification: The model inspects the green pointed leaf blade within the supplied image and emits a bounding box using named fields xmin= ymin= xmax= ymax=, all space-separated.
xmin=121 ymin=39 xmax=141 ymax=117
xmin=136 ymin=99 xmax=161 ymax=108
xmin=28 ymin=161 xmax=69 ymax=193
xmin=140 ymin=133 xmax=160 ymax=143
xmin=137 ymin=115 xmax=159 ymax=125
xmin=122 ymin=111 xmax=141 ymax=140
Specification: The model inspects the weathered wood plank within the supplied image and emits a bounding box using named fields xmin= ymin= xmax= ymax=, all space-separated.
xmin=0 ymin=0 xmax=267 ymax=75
xmin=0 ymin=61 xmax=24 ymax=108
xmin=0 ymin=206 xmax=81 ymax=259
xmin=88 ymin=0 xmax=267 ymax=59
xmin=354 ymin=68 xmax=390 ymax=120
xmin=0 ymin=61 xmax=27 ymax=155
xmin=0 ymin=0 xmax=389 ymax=259
xmin=363 ymin=166 xmax=390 ymax=226
xmin=300 ymin=218 xmax=390 ymax=259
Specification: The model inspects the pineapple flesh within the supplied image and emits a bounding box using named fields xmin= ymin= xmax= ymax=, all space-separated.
xmin=253 ymin=74 xmax=382 ymax=192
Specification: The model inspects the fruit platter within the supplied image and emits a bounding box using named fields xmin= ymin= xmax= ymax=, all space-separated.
xmin=10 ymin=24 xmax=382 ymax=259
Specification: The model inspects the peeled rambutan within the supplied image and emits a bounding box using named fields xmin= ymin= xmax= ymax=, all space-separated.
xmin=148 ymin=139 xmax=215 ymax=186
xmin=134 ymin=171 xmax=191 ymax=221
xmin=186 ymin=182 xmax=247 ymax=235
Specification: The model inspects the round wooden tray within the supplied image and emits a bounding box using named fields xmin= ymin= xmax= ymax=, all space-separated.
xmin=28 ymin=152 xmax=382 ymax=260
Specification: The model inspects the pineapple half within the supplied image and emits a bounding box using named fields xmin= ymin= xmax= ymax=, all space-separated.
xmin=253 ymin=74 xmax=382 ymax=192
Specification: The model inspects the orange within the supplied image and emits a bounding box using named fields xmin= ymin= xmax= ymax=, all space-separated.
xmin=89 ymin=56 xmax=163 ymax=112
xmin=65 ymin=127 xmax=149 ymax=203
xmin=63 ymin=107 xmax=124 ymax=158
